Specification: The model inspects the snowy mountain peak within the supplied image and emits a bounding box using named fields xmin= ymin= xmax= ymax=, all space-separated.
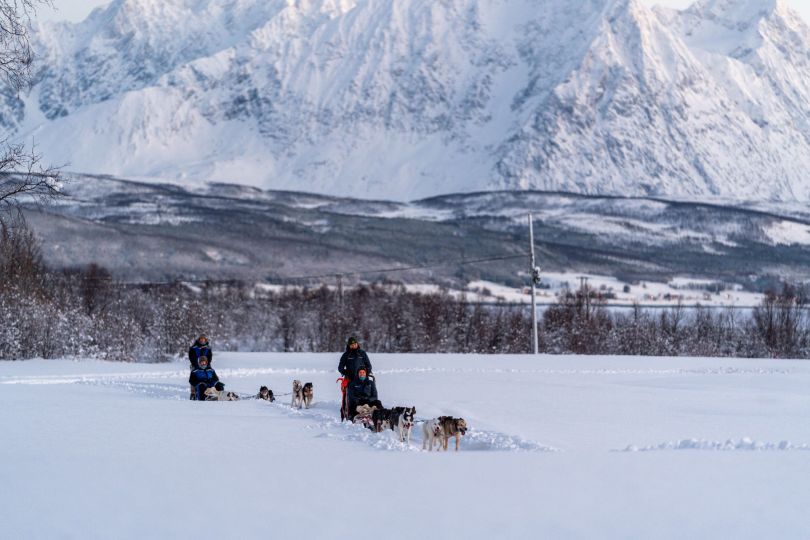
xmin=684 ymin=0 xmax=805 ymax=30
xmin=3 ymin=0 xmax=810 ymax=201
xmin=692 ymin=0 xmax=780 ymax=19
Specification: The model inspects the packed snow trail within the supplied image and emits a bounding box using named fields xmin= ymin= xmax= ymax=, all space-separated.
xmin=70 ymin=377 xmax=557 ymax=453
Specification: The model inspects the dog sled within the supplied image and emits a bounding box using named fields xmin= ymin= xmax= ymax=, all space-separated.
xmin=336 ymin=375 xmax=375 ymax=427
xmin=189 ymin=385 xmax=239 ymax=401
xmin=351 ymin=404 xmax=378 ymax=430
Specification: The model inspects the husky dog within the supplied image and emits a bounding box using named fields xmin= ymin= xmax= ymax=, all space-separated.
xmin=302 ymin=382 xmax=314 ymax=409
xmin=389 ymin=406 xmax=416 ymax=444
xmin=438 ymin=416 xmax=468 ymax=451
xmin=257 ymin=386 xmax=275 ymax=402
xmin=203 ymin=387 xmax=239 ymax=401
xmin=422 ymin=418 xmax=443 ymax=451
xmin=292 ymin=380 xmax=304 ymax=408
xmin=372 ymin=407 xmax=393 ymax=433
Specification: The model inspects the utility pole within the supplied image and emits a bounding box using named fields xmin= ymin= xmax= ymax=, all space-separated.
xmin=529 ymin=213 xmax=540 ymax=355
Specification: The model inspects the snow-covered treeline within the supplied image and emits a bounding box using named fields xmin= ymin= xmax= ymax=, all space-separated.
xmin=541 ymin=286 xmax=810 ymax=359
xmin=2 ymin=219 xmax=809 ymax=361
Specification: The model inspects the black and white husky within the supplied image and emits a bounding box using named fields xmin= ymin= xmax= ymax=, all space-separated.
xmin=389 ymin=406 xmax=416 ymax=444
xmin=257 ymin=386 xmax=275 ymax=402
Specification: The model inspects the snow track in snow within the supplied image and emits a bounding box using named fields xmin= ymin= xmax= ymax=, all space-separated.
xmin=619 ymin=439 xmax=810 ymax=452
xmin=0 ymin=364 xmax=790 ymax=386
xmin=77 ymin=380 xmax=189 ymax=400
xmin=377 ymin=367 xmax=793 ymax=376
xmin=53 ymin=376 xmax=557 ymax=453
xmin=269 ymin=400 xmax=557 ymax=453
xmin=0 ymin=366 xmax=334 ymax=385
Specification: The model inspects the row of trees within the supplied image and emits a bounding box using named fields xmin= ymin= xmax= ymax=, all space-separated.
xmin=2 ymin=218 xmax=810 ymax=361
xmin=541 ymin=285 xmax=810 ymax=359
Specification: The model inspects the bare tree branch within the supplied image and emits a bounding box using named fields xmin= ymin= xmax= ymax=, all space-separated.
xmin=0 ymin=1 xmax=61 ymax=223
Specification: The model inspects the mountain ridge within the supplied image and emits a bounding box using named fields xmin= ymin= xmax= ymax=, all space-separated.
xmin=2 ymin=0 xmax=809 ymax=201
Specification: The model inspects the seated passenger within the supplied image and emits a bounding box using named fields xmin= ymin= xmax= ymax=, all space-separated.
xmin=346 ymin=368 xmax=382 ymax=419
xmin=189 ymin=356 xmax=224 ymax=401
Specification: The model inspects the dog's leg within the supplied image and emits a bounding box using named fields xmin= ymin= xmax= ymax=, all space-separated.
xmin=455 ymin=433 xmax=460 ymax=451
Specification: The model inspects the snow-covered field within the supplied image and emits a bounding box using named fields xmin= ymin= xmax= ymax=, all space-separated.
xmin=441 ymin=274 xmax=762 ymax=308
xmin=2 ymin=353 xmax=809 ymax=539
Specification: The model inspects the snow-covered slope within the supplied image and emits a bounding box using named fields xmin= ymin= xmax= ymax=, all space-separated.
xmin=3 ymin=0 xmax=810 ymax=200
xmin=22 ymin=174 xmax=810 ymax=285
xmin=2 ymin=353 xmax=809 ymax=539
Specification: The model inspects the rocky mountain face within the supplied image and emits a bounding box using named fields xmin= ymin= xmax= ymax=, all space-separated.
xmin=1 ymin=0 xmax=809 ymax=201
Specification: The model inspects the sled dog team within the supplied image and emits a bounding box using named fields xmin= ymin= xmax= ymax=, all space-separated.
xmin=188 ymin=334 xmax=469 ymax=451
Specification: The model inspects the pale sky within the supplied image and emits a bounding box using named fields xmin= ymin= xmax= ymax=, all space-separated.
xmin=34 ymin=0 xmax=810 ymax=24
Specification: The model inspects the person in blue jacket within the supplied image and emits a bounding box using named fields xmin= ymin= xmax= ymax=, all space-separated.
xmin=188 ymin=335 xmax=212 ymax=370
xmin=189 ymin=356 xmax=225 ymax=401
xmin=346 ymin=367 xmax=382 ymax=419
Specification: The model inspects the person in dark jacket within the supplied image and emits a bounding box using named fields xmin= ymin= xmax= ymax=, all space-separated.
xmin=346 ymin=368 xmax=382 ymax=419
xmin=188 ymin=334 xmax=213 ymax=370
xmin=338 ymin=336 xmax=372 ymax=382
xmin=189 ymin=356 xmax=224 ymax=401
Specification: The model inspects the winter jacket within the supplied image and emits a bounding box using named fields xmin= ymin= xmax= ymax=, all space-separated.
xmin=188 ymin=340 xmax=213 ymax=369
xmin=338 ymin=348 xmax=372 ymax=380
xmin=189 ymin=367 xmax=220 ymax=389
xmin=347 ymin=376 xmax=378 ymax=406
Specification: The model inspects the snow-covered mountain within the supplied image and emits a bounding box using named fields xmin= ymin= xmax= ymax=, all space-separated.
xmin=3 ymin=0 xmax=810 ymax=201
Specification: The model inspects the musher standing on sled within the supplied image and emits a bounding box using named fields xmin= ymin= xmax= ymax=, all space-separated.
xmin=338 ymin=336 xmax=373 ymax=420
xmin=188 ymin=334 xmax=212 ymax=370
xmin=338 ymin=336 xmax=372 ymax=381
